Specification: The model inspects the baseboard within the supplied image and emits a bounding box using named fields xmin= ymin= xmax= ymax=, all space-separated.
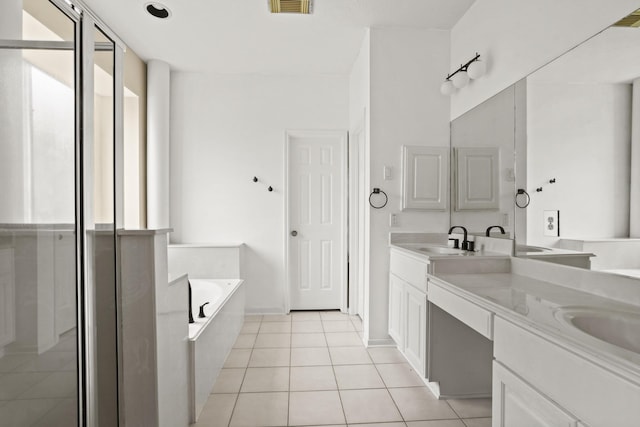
xmin=366 ymin=338 xmax=396 ymax=347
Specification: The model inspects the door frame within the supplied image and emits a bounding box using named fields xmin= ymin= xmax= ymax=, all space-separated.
xmin=348 ymin=119 xmax=366 ymax=317
xmin=284 ymin=129 xmax=348 ymax=313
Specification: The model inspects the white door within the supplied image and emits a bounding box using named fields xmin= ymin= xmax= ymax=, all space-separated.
xmin=287 ymin=130 xmax=346 ymax=310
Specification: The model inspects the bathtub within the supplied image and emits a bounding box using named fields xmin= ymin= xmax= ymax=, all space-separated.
xmin=188 ymin=279 xmax=245 ymax=422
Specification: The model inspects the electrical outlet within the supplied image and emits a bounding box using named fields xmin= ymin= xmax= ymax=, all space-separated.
xmin=501 ymin=213 xmax=509 ymax=227
xmin=543 ymin=210 xmax=560 ymax=236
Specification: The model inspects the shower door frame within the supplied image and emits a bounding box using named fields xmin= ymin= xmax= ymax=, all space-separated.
xmin=0 ymin=0 xmax=125 ymax=424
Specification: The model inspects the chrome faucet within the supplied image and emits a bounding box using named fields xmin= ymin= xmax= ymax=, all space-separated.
xmin=485 ymin=225 xmax=506 ymax=237
xmin=448 ymin=225 xmax=474 ymax=251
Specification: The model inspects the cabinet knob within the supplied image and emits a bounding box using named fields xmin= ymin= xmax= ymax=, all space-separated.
xmin=290 ymin=230 xmax=298 ymax=237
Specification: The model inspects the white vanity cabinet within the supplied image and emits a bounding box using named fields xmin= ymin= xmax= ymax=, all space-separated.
xmin=403 ymin=282 xmax=427 ymax=373
xmin=492 ymin=361 xmax=579 ymax=427
xmin=388 ymin=273 xmax=404 ymax=346
xmin=389 ymin=248 xmax=428 ymax=377
xmin=494 ymin=316 xmax=640 ymax=427
xmin=0 ymin=248 xmax=15 ymax=349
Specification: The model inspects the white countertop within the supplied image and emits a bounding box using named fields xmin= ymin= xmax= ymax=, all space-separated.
xmin=391 ymin=243 xmax=510 ymax=261
xmin=429 ymin=270 xmax=640 ymax=380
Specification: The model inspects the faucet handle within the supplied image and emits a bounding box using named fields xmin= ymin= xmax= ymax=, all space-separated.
xmin=448 ymin=238 xmax=460 ymax=249
xmin=462 ymin=240 xmax=475 ymax=252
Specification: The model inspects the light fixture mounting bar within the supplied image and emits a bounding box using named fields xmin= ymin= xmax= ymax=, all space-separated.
xmin=445 ymin=53 xmax=480 ymax=80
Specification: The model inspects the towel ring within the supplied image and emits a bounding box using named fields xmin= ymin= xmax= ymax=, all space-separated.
xmin=515 ymin=189 xmax=530 ymax=208
xmin=369 ymin=188 xmax=388 ymax=209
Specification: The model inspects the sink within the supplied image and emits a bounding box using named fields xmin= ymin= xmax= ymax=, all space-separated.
xmin=516 ymin=245 xmax=549 ymax=253
xmin=555 ymin=306 xmax=640 ymax=354
xmin=418 ymin=246 xmax=464 ymax=255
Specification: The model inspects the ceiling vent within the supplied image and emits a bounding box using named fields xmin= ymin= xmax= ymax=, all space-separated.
xmin=269 ymin=0 xmax=312 ymax=14
xmin=613 ymin=9 xmax=640 ymax=27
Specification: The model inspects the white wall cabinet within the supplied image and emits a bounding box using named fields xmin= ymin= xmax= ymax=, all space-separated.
xmin=401 ymin=146 xmax=449 ymax=211
xmin=454 ymin=147 xmax=499 ymax=211
xmin=493 ymin=361 xmax=578 ymax=427
xmin=0 ymin=248 xmax=16 ymax=349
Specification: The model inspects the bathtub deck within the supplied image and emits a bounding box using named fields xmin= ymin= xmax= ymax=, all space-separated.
xmin=191 ymin=311 xmax=492 ymax=427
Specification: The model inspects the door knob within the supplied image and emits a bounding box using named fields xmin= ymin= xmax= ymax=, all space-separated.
xmin=291 ymin=230 xmax=298 ymax=237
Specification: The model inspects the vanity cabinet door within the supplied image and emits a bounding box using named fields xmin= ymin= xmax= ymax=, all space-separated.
xmin=403 ymin=283 xmax=427 ymax=376
xmin=388 ymin=274 xmax=404 ymax=348
xmin=0 ymin=248 xmax=16 ymax=348
xmin=493 ymin=361 xmax=578 ymax=427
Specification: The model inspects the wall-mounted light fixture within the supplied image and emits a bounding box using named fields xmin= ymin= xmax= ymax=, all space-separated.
xmin=440 ymin=53 xmax=486 ymax=95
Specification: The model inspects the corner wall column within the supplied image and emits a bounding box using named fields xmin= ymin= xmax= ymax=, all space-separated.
xmin=630 ymin=79 xmax=640 ymax=237
xmin=147 ymin=59 xmax=171 ymax=229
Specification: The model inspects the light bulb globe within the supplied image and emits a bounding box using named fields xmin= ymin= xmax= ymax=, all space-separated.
xmin=467 ymin=60 xmax=486 ymax=79
xmin=451 ymin=71 xmax=469 ymax=88
xmin=440 ymin=80 xmax=455 ymax=95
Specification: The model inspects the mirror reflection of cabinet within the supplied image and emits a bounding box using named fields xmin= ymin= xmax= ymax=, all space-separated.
xmin=0 ymin=247 xmax=15 ymax=350
xmin=401 ymin=146 xmax=449 ymax=211
xmin=454 ymin=147 xmax=499 ymax=211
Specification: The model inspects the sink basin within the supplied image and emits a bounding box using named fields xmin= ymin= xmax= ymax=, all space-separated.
xmin=555 ymin=306 xmax=640 ymax=354
xmin=516 ymin=245 xmax=549 ymax=253
xmin=418 ymin=246 xmax=464 ymax=255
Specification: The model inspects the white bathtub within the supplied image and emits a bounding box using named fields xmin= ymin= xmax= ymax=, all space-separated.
xmin=188 ymin=279 xmax=244 ymax=422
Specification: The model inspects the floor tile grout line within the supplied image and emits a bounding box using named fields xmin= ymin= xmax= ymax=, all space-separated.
xmin=227 ymin=318 xmax=259 ymax=426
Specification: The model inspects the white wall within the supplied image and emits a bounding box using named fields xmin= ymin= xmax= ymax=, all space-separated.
xmin=527 ymin=82 xmax=631 ymax=246
xmin=365 ymin=27 xmax=451 ymax=343
xmin=170 ymin=73 xmax=348 ymax=313
xmin=450 ymin=0 xmax=639 ymax=119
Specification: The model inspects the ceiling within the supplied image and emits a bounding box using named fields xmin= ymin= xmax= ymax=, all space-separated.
xmin=82 ymin=0 xmax=475 ymax=74
xmin=529 ymin=26 xmax=640 ymax=85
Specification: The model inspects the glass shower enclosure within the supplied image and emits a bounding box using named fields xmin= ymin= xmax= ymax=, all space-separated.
xmin=0 ymin=0 xmax=123 ymax=425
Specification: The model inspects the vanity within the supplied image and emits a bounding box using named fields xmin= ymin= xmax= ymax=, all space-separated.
xmin=388 ymin=238 xmax=640 ymax=427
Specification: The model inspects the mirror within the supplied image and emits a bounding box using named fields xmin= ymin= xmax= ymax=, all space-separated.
xmin=450 ymin=10 xmax=640 ymax=278
xmin=449 ymin=80 xmax=522 ymax=238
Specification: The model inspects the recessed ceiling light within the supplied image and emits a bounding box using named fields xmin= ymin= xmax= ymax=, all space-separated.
xmin=145 ymin=3 xmax=171 ymax=19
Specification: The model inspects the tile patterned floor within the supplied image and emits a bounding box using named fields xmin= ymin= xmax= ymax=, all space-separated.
xmin=192 ymin=311 xmax=492 ymax=427
xmin=0 ymin=329 xmax=78 ymax=427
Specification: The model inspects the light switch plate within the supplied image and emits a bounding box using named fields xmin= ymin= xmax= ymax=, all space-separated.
xmin=543 ymin=210 xmax=559 ymax=236
xmin=384 ymin=166 xmax=392 ymax=180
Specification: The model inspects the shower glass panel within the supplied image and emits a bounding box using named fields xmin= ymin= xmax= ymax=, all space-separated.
xmin=0 ymin=1 xmax=78 ymax=425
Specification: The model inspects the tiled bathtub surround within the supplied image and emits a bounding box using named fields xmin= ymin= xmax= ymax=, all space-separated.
xmin=192 ymin=311 xmax=491 ymax=427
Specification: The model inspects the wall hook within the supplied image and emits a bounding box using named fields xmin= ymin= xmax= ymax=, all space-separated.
xmin=536 ymin=187 xmax=543 ymax=192
xmin=253 ymin=176 xmax=258 ymax=183
xmin=549 ymin=178 xmax=556 ymax=184
xmin=268 ymin=186 xmax=273 ymax=192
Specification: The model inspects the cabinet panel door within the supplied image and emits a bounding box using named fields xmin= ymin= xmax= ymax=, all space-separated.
xmin=0 ymin=248 xmax=16 ymax=347
xmin=402 ymin=146 xmax=449 ymax=211
xmin=493 ymin=361 xmax=578 ymax=427
xmin=403 ymin=284 xmax=427 ymax=376
xmin=454 ymin=147 xmax=499 ymax=211
xmin=388 ymin=274 xmax=404 ymax=348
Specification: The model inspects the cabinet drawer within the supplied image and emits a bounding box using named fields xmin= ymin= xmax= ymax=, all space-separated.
xmin=390 ymin=250 xmax=427 ymax=292
xmin=494 ymin=317 xmax=640 ymax=427
xmin=428 ymin=282 xmax=493 ymax=339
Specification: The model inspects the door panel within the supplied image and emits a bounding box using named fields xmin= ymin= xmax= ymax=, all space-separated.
xmin=288 ymin=131 xmax=346 ymax=310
